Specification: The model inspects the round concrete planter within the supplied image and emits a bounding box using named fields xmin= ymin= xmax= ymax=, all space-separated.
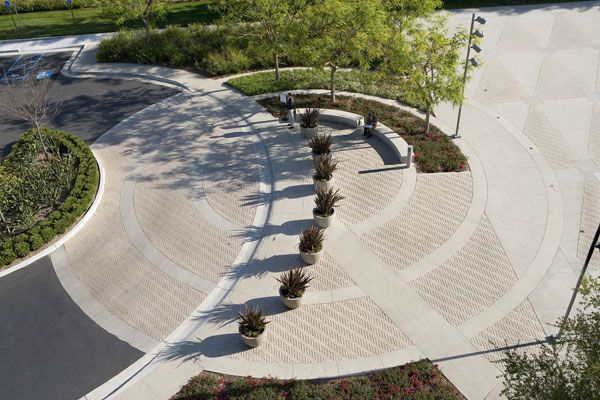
xmin=313 ymin=208 xmax=334 ymax=228
xmin=299 ymin=249 xmax=322 ymax=265
xmin=313 ymin=176 xmax=334 ymax=192
xmin=279 ymin=288 xmax=304 ymax=309
xmin=239 ymin=327 xmax=265 ymax=348
xmin=301 ymin=126 xmax=318 ymax=139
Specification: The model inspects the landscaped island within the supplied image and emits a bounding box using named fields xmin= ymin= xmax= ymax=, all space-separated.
xmin=0 ymin=129 xmax=99 ymax=267
xmin=171 ymin=360 xmax=464 ymax=399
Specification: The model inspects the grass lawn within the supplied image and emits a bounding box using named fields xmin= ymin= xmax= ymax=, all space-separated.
xmin=171 ymin=360 xmax=464 ymax=399
xmin=0 ymin=1 xmax=217 ymax=40
xmin=228 ymin=69 xmax=405 ymax=103
xmin=258 ymin=94 xmax=468 ymax=174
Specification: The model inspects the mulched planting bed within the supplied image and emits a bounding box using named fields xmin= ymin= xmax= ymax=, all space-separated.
xmin=258 ymin=94 xmax=468 ymax=174
xmin=171 ymin=360 xmax=464 ymax=399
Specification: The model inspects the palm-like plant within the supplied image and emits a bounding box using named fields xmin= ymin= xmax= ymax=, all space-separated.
xmin=308 ymin=133 xmax=333 ymax=156
xmin=277 ymin=268 xmax=314 ymax=299
xmin=314 ymin=188 xmax=345 ymax=217
xmin=237 ymin=306 xmax=269 ymax=338
xmin=313 ymin=154 xmax=338 ymax=181
xmin=299 ymin=108 xmax=320 ymax=128
xmin=299 ymin=225 xmax=325 ymax=253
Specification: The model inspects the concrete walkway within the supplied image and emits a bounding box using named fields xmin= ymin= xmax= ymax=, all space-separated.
xmin=1 ymin=2 xmax=599 ymax=400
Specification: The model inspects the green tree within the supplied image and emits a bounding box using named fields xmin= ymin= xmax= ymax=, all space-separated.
xmin=384 ymin=0 xmax=441 ymax=18
xmin=102 ymin=0 xmax=168 ymax=34
xmin=387 ymin=14 xmax=466 ymax=133
xmin=501 ymin=277 xmax=600 ymax=400
xmin=301 ymin=0 xmax=389 ymax=103
xmin=215 ymin=0 xmax=306 ymax=81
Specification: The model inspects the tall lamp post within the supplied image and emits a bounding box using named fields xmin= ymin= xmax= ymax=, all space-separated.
xmin=453 ymin=13 xmax=486 ymax=139
xmin=556 ymin=223 xmax=600 ymax=338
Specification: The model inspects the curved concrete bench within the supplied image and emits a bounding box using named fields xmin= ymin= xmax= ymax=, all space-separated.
xmin=297 ymin=108 xmax=413 ymax=168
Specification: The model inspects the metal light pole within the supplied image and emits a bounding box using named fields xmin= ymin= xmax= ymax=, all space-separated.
xmin=556 ymin=222 xmax=600 ymax=338
xmin=453 ymin=14 xmax=486 ymax=139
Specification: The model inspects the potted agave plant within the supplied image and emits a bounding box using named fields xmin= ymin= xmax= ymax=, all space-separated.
xmin=237 ymin=306 xmax=270 ymax=348
xmin=308 ymin=132 xmax=333 ymax=161
xmin=299 ymin=225 xmax=325 ymax=264
xmin=299 ymin=108 xmax=320 ymax=139
xmin=313 ymin=188 xmax=345 ymax=228
xmin=313 ymin=154 xmax=338 ymax=192
xmin=276 ymin=268 xmax=314 ymax=309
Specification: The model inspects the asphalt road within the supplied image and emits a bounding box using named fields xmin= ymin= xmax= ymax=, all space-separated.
xmin=0 ymin=51 xmax=180 ymax=157
xmin=0 ymin=257 xmax=143 ymax=400
xmin=0 ymin=52 xmax=179 ymax=399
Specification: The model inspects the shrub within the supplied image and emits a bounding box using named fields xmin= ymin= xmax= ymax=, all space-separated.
xmin=277 ymin=269 xmax=313 ymax=299
xmin=0 ymin=129 xmax=99 ymax=268
xmin=299 ymin=108 xmax=319 ymax=129
xmin=14 ymin=242 xmax=30 ymax=258
xmin=313 ymin=154 xmax=338 ymax=181
xmin=299 ymin=225 xmax=324 ymax=254
xmin=307 ymin=132 xmax=333 ymax=157
xmin=0 ymin=0 xmax=93 ymax=15
xmin=314 ymin=188 xmax=344 ymax=217
xmin=237 ymin=306 xmax=269 ymax=338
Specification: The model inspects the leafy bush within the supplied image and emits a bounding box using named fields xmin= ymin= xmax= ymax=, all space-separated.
xmin=0 ymin=129 xmax=99 ymax=268
xmin=171 ymin=360 xmax=465 ymax=399
xmin=97 ymin=24 xmax=289 ymax=77
xmin=313 ymin=154 xmax=338 ymax=181
xmin=259 ymin=94 xmax=468 ymax=173
xmin=0 ymin=0 xmax=94 ymax=15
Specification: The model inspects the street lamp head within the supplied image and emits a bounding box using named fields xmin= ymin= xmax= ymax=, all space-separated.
xmin=473 ymin=30 xmax=485 ymax=38
xmin=470 ymin=58 xmax=479 ymax=67
xmin=475 ymin=16 xmax=486 ymax=25
xmin=471 ymin=44 xmax=482 ymax=53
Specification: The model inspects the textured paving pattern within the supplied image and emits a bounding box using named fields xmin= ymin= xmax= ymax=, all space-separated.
xmin=496 ymin=15 xmax=552 ymax=52
xmin=324 ymin=126 xmax=403 ymax=227
xmin=534 ymin=52 xmax=591 ymax=100
xmin=591 ymin=104 xmax=600 ymax=166
xmin=524 ymin=107 xmax=575 ymax=169
xmin=135 ymin=180 xmax=241 ymax=283
xmin=469 ymin=300 xmax=546 ymax=365
xmin=578 ymin=177 xmax=600 ymax=272
xmin=226 ymin=297 xmax=412 ymax=363
xmin=549 ymin=14 xmax=594 ymax=50
xmin=202 ymin=128 xmax=260 ymax=228
xmin=475 ymin=59 xmax=528 ymax=104
xmin=362 ymin=172 xmax=473 ymax=272
xmin=304 ymin=251 xmax=356 ymax=291
xmin=410 ymin=216 xmax=517 ymax=327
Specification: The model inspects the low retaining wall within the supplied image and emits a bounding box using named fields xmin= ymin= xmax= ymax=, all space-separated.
xmin=298 ymin=108 xmax=413 ymax=167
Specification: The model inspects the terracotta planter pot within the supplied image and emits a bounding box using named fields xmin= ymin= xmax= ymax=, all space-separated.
xmin=239 ymin=327 xmax=265 ymax=348
xmin=279 ymin=288 xmax=304 ymax=309
xmin=313 ymin=176 xmax=333 ymax=192
xmin=313 ymin=208 xmax=334 ymax=228
xmin=299 ymin=249 xmax=322 ymax=265
xmin=301 ymin=126 xmax=318 ymax=139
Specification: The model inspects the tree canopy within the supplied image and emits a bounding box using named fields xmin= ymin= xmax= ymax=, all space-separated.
xmin=102 ymin=0 xmax=169 ymax=34
xmin=501 ymin=277 xmax=600 ymax=400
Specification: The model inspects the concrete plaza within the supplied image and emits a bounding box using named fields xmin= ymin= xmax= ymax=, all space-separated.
xmin=1 ymin=2 xmax=599 ymax=399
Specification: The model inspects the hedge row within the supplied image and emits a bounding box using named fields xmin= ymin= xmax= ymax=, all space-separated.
xmin=0 ymin=0 xmax=92 ymax=15
xmin=0 ymin=129 xmax=99 ymax=267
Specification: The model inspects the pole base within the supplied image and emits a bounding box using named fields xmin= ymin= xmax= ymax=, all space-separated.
xmin=452 ymin=134 xmax=461 ymax=139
